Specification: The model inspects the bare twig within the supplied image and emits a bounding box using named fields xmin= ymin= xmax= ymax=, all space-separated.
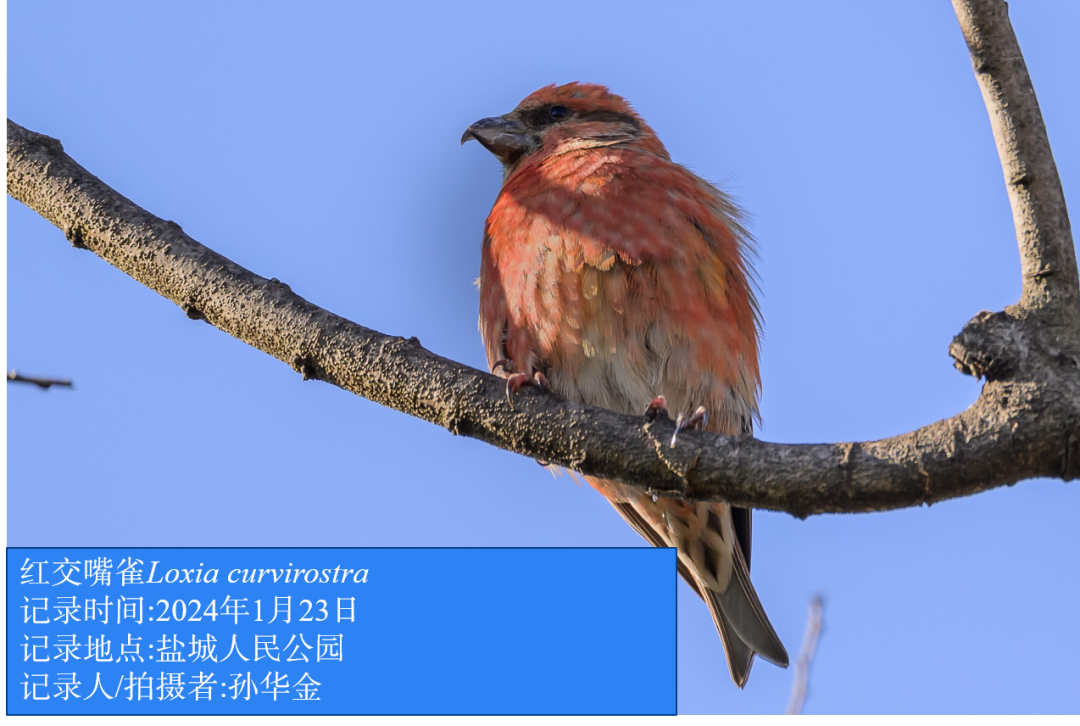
xmin=7 ymin=370 xmax=74 ymax=390
xmin=785 ymin=595 xmax=824 ymax=715
xmin=5 ymin=0 xmax=1076 ymax=515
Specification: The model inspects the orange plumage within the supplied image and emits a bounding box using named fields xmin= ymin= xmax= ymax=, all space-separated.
xmin=463 ymin=82 xmax=787 ymax=687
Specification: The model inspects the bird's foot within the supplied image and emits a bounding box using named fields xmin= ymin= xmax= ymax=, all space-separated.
xmin=644 ymin=395 xmax=670 ymax=421
xmin=671 ymin=405 xmax=708 ymax=447
xmin=506 ymin=370 xmax=548 ymax=409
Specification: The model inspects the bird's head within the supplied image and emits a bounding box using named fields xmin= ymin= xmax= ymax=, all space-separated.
xmin=461 ymin=82 xmax=668 ymax=176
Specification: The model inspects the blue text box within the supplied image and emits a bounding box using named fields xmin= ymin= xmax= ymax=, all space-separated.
xmin=8 ymin=548 xmax=676 ymax=715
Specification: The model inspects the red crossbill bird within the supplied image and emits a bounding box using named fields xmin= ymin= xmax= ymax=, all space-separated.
xmin=462 ymin=82 xmax=788 ymax=687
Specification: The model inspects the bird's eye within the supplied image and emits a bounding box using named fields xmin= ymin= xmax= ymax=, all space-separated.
xmin=548 ymin=105 xmax=569 ymax=120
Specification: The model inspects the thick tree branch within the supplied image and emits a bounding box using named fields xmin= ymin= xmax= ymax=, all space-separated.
xmin=6 ymin=0 xmax=1077 ymax=516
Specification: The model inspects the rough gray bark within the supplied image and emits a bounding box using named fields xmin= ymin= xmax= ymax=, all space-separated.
xmin=6 ymin=0 xmax=1076 ymax=518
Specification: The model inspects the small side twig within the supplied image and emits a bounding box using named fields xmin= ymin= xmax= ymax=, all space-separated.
xmin=785 ymin=594 xmax=824 ymax=715
xmin=7 ymin=370 xmax=74 ymax=390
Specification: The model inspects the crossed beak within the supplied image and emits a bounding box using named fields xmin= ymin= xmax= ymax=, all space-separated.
xmin=460 ymin=115 xmax=533 ymax=165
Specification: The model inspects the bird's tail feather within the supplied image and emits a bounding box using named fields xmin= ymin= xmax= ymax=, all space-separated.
xmin=709 ymin=592 xmax=757 ymax=688
xmin=707 ymin=538 xmax=789 ymax=670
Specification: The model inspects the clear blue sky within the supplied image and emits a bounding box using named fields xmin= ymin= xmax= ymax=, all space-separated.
xmin=8 ymin=0 xmax=1079 ymax=715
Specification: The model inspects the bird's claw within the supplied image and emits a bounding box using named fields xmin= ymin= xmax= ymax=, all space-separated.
xmin=644 ymin=395 xmax=670 ymax=421
xmin=646 ymin=396 xmax=705 ymax=446
xmin=505 ymin=370 xmax=548 ymax=409
xmin=671 ymin=405 xmax=708 ymax=447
